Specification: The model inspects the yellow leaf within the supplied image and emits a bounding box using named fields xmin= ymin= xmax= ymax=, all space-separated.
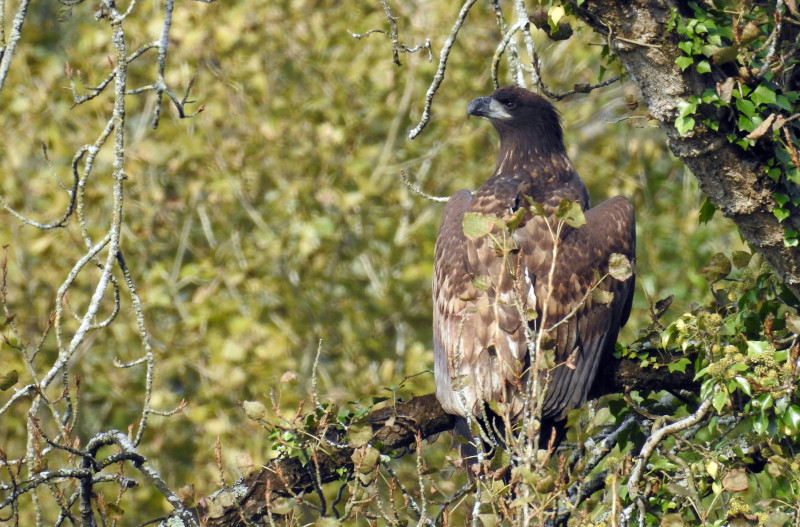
xmin=548 ymin=5 xmax=565 ymax=24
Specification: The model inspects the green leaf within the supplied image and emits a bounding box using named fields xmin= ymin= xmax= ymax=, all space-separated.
xmin=675 ymin=55 xmax=695 ymax=70
xmin=698 ymin=199 xmax=717 ymax=223
xmin=753 ymin=412 xmax=769 ymax=435
xmin=607 ymin=253 xmax=633 ymax=281
xmin=668 ymin=357 xmax=691 ymax=374
xmin=752 ymin=393 xmax=773 ymax=411
xmin=766 ymin=167 xmax=781 ymax=181
xmin=701 ymin=88 xmax=720 ymax=104
xmin=774 ymin=206 xmax=790 ymax=223
xmin=732 ymin=376 xmax=752 ymax=396
xmin=0 ymin=370 xmax=18 ymax=391
xmin=556 ymin=198 xmax=586 ymax=228
xmin=735 ymin=98 xmax=755 ymax=117
xmin=506 ymin=207 xmax=527 ymax=230
xmin=784 ymin=405 xmax=800 ymax=430
xmin=774 ymin=193 xmax=790 ymax=207
xmin=677 ymin=41 xmax=694 ymax=54
xmin=785 ymin=228 xmax=799 ymax=247
xmin=677 ymin=98 xmax=698 ymax=118
xmin=751 ymin=84 xmax=777 ymax=106
xmin=675 ymin=115 xmax=695 ymax=135
xmin=696 ymin=60 xmax=711 ymax=74
xmin=462 ymin=212 xmax=501 ymax=239
xmin=524 ymin=196 xmax=546 ymax=216
xmin=712 ymin=390 xmax=729 ymax=413
xmin=731 ymin=250 xmax=752 ymax=268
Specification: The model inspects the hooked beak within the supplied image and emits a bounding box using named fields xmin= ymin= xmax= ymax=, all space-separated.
xmin=467 ymin=96 xmax=512 ymax=120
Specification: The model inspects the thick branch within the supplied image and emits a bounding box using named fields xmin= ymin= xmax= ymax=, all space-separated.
xmin=572 ymin=0 xmax=800 ymax=300
xmin=194 ymin=356 xmax=696 ymax=526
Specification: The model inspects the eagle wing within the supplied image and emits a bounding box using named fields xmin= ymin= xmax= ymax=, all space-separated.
xmin=433 ymin=192 xmax=635 ymax=422
xmin=525 ymin=196 xmax=635 ymax=420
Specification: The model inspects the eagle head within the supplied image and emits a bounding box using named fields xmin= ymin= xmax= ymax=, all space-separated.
xmin=467 ymin=86 xmax=564 ymax=154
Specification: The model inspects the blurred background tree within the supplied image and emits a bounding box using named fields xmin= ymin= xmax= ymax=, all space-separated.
xmin=3 ymin=0 xmax=796 ymax=525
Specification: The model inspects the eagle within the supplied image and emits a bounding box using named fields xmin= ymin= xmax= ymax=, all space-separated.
xmin=433 ymin=86 xmax=635 ymax=457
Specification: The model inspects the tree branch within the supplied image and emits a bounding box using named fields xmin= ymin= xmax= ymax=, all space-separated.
xmin=193 ymin=354 xmax=697 ymax=526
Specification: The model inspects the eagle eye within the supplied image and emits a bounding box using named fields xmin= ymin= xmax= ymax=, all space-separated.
xmin=505 ymin=101 xmax=516 ymax=109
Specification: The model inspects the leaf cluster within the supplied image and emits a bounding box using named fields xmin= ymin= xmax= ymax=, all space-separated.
xmin=669 ymin=1 xmax=800 ymax=245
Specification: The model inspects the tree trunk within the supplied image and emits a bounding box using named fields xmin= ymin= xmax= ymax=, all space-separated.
xmin=573 ymin=0 xmax=800 ymax=300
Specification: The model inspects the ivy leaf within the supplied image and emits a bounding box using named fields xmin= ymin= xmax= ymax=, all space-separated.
xmin=608 ymin=253 xmax=633 ymax=281
xmin=667 ymin=357 xmax=691 ymax=374
xmin=774 ymin=206 xmax=790 ymax=223
xmin=785 ymin=227 xmax=799 ymax=247
xmin=784 ymin=405 xmax=800 ymax=431
xmin=751 ymin=84 xmax=777 ymax=106
xmin=675 ymin=115 xmax=695 ymax=135
xmin=712 ymin=390 xmax=729 ymax=413
xmin=676 ymin=56 xmax=695 ymax=70
xmin=696 ymin=60 xmax=711 ymax=74
xmin=753 ymin=412 xmax=769 ymax=434
xmin=677 ymin=41 xmax=694 ymax=55
xmin=735 ymin=98 xmax=755 ymax=117
xmin=677 ymin=98 xmax=698 ymax=118
xmin=463 ymin=212 xmax=501 ymax=239
xmin=732 ymin=376 xmax=752 ymax=396
xmin=774 ymin=193 xmax=790 ymax=207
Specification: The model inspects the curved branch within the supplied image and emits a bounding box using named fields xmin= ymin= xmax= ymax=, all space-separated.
xmin=407 ymin=0 xmax=479 ymax=140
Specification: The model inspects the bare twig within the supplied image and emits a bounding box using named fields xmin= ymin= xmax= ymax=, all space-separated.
xmin=0 ymin=0 xmax=30 ymax=92
xmin=400 ymin=170 xmax=449 ymax=202
xmin=408 ymin=0 xmax=479 ymax=139
xmin=623 ymin=398 xmax=713 ymax=526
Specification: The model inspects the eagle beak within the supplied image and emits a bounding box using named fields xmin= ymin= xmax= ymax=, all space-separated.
xmin=467 ymin=96 xmax=512 ymax=120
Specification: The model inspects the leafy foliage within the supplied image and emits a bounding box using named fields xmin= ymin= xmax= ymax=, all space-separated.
xmin=669 ymin=0 xmax=800 ymax=245
xmin=1 ymin=0 xmax=795 ymax=525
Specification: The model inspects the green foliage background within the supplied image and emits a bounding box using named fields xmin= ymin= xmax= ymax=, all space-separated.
xmin=0 ymin=0 xmax=747 ymax=520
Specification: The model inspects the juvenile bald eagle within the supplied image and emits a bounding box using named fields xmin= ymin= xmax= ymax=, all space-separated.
xmin=433 ymin=86 xmax=635 ymax=455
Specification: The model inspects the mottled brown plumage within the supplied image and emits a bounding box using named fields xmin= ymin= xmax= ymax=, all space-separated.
xmin=433 ymin=86 xmax=635 ymax=451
